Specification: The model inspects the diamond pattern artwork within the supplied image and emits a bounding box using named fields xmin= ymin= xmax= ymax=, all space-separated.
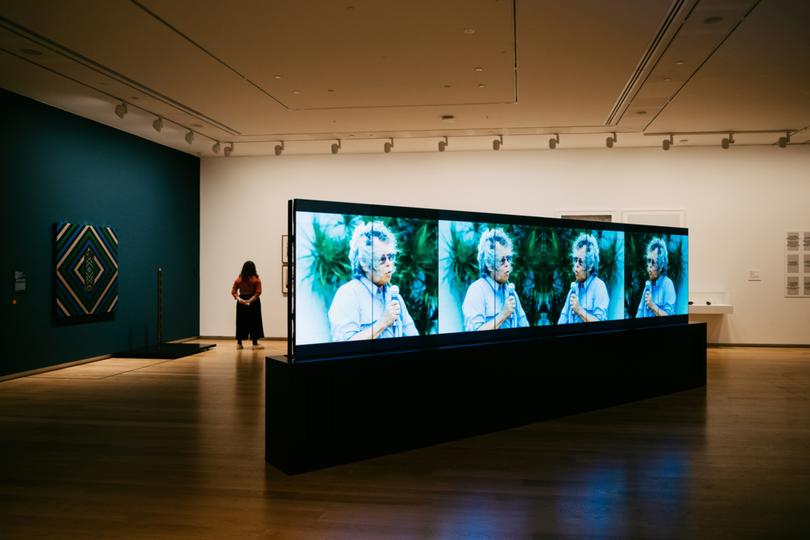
xmin=54 ymin=222 xmax=119 ymax=318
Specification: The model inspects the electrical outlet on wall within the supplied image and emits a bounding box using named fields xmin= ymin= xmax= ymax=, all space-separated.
xmin=748 ymin=269 xmax=762 ymax=281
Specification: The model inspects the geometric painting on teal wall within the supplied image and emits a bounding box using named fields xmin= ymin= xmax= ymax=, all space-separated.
xmin=54 ymin=222 xmax=119 ymax=318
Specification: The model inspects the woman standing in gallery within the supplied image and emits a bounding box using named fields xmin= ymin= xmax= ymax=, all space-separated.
xmin=231 ymin=260 xmax=264 ymax=349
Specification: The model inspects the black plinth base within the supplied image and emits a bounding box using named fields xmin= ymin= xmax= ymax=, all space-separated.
xmin=115 ymin=342 xmax=215 ymax=359
xmin=266 ymin=323 xmax=706 ymax=474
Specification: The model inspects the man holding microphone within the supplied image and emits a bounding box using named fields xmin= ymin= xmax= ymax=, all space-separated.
xmin=636 ymin=237 xmax=676 ymax=317
xmin=462 ymin=228 xmax=529 ymax=331
xmin=558 ymin=233 xmax=609 ymax=324
xmin=328 ymin=221 xmax=418 ymax=341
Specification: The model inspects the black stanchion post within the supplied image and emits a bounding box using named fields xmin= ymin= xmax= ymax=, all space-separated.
xmin=157 ymin=267 xmax=163 ymax=345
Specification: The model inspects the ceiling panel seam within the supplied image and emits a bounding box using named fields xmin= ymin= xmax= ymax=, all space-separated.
xmin=605 ymin=0 xmax=694 ymax=127
xmin=0 ymin=15 xmax=240 ymax=135
xmin=130 ymin=0 xmax=290 ymax=111
xmin=128 ymin=1 xmax=522 ymax=113
xmin=285 ymin=100 xmax=517 ymax=112
xmin=642 ymin=0 xmax=763 ymax=132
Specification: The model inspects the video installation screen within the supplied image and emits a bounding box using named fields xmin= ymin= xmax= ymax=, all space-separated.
xmin=294 ymin=210 xmax=438 ymax=346
xmin=291 ymin=200 xmax=687 ymax=358
xmin=438 ymin=221 xmax=625 ymax=332
xmin=624 ymin=231 xmax=689 ymax=318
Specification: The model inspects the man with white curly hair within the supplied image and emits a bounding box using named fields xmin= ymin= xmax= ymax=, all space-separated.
xmin=462 ymin=227 xmax=529 ymax=331
xmin=636 ymin=237 xmax=676 ymax=317
xmin=557 ymin=233 xmax=609 ymax=324
xmin=328 ymin=221 xmax=417 ymax=341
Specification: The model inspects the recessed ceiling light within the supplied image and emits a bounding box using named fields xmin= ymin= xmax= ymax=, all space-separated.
xmin=703 ymin=16 xmax=723 ymax=24
xmin=680 ymin=139 xmax=689 ymax=143
xmin=441 ymin=115 xmax=455 ymax=122
xmin=675 ymin=60 xmax=685 ymax=66
xmin=478 ymin=83 xmax=486 ymax=88
xmin=663 ymin=77 xmax=672 ymax=82
xmin=20 ymin=48 xmax=42 ymax=56
xmin=474 ymin=67 xmax=484 ymax=72
xmin=463 ymin=28 xmax=476 ymax=35
xmin=292 ymin=90 xmax=302 ymax=95
xmin=636 ymin=110 xmax=647 ymax=115
xmin=443 ymin=84 xmax=451 ymax=88
xmin=327 ymin=88 xmax=334 ymax=92
xmin=274 ymin=74 xmax=282 ymax=79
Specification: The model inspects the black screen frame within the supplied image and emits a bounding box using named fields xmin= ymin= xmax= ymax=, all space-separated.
xmin=289 ymin=199 xmax=688 ymax=361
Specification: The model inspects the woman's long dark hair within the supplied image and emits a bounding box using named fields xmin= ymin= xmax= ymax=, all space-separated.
xmin=240 ymin=260 xmax=258 ymax=281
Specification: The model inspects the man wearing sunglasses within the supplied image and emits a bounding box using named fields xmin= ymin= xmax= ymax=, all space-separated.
xmin=636 ymin=237 xmax=676 ymax=317
xmin=557 ymin=233 xmax=609 ymax=324
xmin=462 ymin=228 xmax=529 ymax=331
xmin=328 ymin=221 xmax=418 ymax=341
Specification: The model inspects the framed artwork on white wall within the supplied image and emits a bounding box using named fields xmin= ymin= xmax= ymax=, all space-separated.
xmin=281 ymin=234 xmax=289 ymax=265
xmin=281 ymin=265 xmax=289 ymax=296
xmin=558 ymin=209 xmax=617 ymax=223
xmin=622 ymin=209 xmax=686 ymax=227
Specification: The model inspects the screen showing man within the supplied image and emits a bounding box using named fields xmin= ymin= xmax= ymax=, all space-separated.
xmin=624 ymin=232 xmax=687 ymax=319
xmin=558 ymin=233 xmax=609 ymax=324
xmin=328 ymin=221 xmax=418 ymax=340
xmin=637 ymin=237 xmax=676 ymax=317
xmin=461 ymin=228 xmax=529 ymax=331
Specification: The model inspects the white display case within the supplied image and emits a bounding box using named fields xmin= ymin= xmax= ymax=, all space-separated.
xmin=688 ymin=291 xmax=733 ymax=315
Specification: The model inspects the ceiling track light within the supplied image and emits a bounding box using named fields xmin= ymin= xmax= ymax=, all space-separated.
xmin=152 ymin=116 xmax=163 ymax=132
xmin=224 ymin=143 xmax=234 ymax=157
xmin=331 ymin=139 xmax=342 ymax=154
xmin=645 ymin=129 xmax=792 ymax=150
xmin=114 ymin=101 xmax=127 ymax=119
xmin=275 ymin=141 xmax=285 ymax=156
xmin=185 ymin=130 xmax=194 ymax=144
xmin=438 ymin=136 xmax=449 ymax=152
xmin=549 ymin=133 xmax=560 ymax=150
xmin=606 ymin=132 xmax=617 ymax=148
xmin=212 ymin=141 xmax=221 ymax=154
xmin=384 ymin=137 xmax=394 ymax=153
xmin=493 ymin=134 xmax=503 ymax=151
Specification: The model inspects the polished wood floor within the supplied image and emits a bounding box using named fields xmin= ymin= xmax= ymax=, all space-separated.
xmin=1 ymin=341 xmax=809 ymax=539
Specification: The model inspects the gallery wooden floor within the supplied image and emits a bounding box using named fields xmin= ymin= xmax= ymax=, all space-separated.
xmin=1 ymin=341 xmax=809 ymax=539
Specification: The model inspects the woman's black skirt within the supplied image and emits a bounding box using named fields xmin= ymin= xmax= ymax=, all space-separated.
xmin=236 ymin=294 xmax=264 ymax=340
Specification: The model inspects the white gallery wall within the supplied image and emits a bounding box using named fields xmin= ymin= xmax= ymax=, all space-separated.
xmin=200 ymin=145 xmax=810 ymax=345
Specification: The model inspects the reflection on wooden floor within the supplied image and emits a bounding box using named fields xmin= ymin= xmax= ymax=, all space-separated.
xmin=29 ymin=358 xmax=169 ymax=380
xmin=1 ymin=341 xmax=809 ymax=539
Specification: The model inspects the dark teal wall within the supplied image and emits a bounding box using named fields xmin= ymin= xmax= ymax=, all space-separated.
xmin=1 ymin=90 xmax=200 ymax=377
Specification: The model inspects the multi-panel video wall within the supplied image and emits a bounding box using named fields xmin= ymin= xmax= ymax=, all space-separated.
xmin=289 ymin=200 xmax=688 ymax=359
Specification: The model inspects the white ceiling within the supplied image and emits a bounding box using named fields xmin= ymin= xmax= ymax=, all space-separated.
xmin=1 ymin=0 xmax=809 ymax=156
